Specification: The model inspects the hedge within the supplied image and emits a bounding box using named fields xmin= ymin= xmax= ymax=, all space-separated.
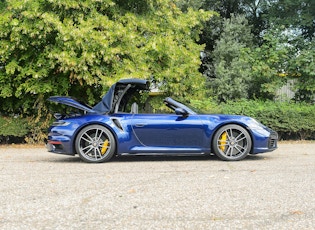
xmin=0 ymin=116 xmax=29 ymax=144
xmin=192 ymin=99 xmax=315 ymax=140
xmin=0 ymin=115 xmax=50 ymax=144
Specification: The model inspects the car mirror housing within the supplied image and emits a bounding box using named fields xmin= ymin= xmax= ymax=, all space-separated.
xmin=175 ymin=108 xmax=189 ymax=117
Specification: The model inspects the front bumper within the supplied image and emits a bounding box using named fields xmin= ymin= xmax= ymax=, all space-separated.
xmin=268 ymin=131 xmax=278 ymax=149
xmin=251 ymin=130 xmax=278 ymax=154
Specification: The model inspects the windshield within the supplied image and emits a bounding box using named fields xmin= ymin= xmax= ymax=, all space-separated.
xmin=164 ymin=97 xmax=201 ymax=115
xmin=183 ymin=103 xmax=205 ymax=114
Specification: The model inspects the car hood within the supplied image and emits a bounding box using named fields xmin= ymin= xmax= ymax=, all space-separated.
xmin=48 ymin=96 xmax=97 ymax=113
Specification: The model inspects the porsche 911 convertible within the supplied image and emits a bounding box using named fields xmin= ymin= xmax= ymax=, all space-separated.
xmin=46 ymin=78 xmax=278 ymax=162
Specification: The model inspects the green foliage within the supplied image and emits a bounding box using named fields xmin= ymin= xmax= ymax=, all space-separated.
xmin=200 ymin=0 xmax=315 ymax=104
xmin=269 ymin=0 xmax=315 ymax=40
xmin=218 ymin=100 xmax=315 ymax=140
xmin=0 ymin=0 xmax=214 ymax=142
xmin=189 ymin=98 xmax=315 ymax=140
xmin=245 ymin=29 xmax=292 ymax=100
xmin=190 ymin=97 xmax=221 ymax=114
xmin=0 ymin=113 xmax=53 ymax=143
xmin=210 ymin=14 xmax=253 ymax=102
xmin=175 ymin=0 xmax=204 ymax=12
xmin=0 ymin=0 xmax=214 ymax=116
xmin=289 ymin=41 xmax=315 ymax=102
xmin=0 ymin=116 xmax=29 ymax=137
xmin=1 ymin=0 xmax=315 ymax=143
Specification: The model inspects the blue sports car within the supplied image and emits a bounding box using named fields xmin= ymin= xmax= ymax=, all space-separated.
xmin=47 ymin=78 xmax=278 ymax=162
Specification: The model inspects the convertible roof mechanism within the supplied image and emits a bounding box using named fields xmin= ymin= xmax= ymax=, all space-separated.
xmin=93 ymin=78 xmax=150 ymax=114
xmin=116 ymin=79 xmax=149 ymax=89
xmin=48 ymin=79 xmax=150 ymax=114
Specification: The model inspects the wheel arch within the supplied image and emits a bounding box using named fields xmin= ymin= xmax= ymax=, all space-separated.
xmin=210 ymin=122 xmax=254 ymax=153
xmin=72 ymin=122 xmax=118 ymax=155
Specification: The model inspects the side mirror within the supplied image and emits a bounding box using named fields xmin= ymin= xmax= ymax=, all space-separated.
xmin=175 ymin=108 xmax=189 ymax=117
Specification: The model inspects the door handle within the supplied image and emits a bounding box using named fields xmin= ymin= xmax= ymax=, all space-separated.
xmin=135 ymin=123 xmax=146 ymax=127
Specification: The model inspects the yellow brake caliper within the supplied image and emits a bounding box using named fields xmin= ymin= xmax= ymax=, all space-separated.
xmin=219 ymin=132 xmax=227 ymax=151
xmin=101 ymin=139 xmax=109 ymax=155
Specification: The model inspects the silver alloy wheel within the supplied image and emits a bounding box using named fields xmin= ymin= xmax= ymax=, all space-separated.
xmin=212 ymin=124 xmax=252 ymax=161
xmin=75 ymin=125 xmax=115 ymax=163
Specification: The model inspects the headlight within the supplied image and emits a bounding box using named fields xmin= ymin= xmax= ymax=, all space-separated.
xmin=247 ymin=118 xmax=266 ymax=130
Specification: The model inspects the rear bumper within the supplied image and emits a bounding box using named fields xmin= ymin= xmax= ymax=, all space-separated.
xmin=46 ymin=138 xmax=74 ymax=156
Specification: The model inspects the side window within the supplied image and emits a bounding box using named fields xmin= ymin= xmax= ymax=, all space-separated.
xmin=123 ymin=93 xmax=174 ymax=114
xmin=141 ymin=96 xmax=174 ymax=114
xmin=123 ymin=92 xmax=144 ymax=113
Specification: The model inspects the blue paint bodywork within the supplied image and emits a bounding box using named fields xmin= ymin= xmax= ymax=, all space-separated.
xmin=47 ymin=79 xmax=278 ymax=158
xmin=47 ymin=112 xmax=277 ymax=156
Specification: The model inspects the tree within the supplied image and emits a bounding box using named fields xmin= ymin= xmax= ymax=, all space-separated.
xmin=199 ymin=0 xmax=315 ymax=103
xmin=210 ymin=14 xmax=253 ymax=102
xmin=0 ymin=0 xmax=214 ymax=116
xmin=245 ymin=29 xmax=292 ymax=100
xmin=290 ymin=41 xmax=315 ymax=102
xmin=199 ymin=0 xmax=269 ymax=79
xmin=269 ymin=0 xmax=315 ymax=41
xmin=267 ymin=0 xmax=315 ymax=102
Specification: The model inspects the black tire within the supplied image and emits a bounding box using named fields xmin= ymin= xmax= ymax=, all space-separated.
xmin=212 ymin=124 xmax=252 ymax=161
xmin=75 ymin=125 xmax=116 ymax=163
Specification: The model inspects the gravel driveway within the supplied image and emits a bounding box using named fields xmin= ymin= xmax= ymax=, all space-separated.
xmin=0 ymin=143 xmax=314 ymax=229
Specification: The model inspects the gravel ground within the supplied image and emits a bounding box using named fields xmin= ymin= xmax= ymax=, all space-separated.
xmin=0 ymin=143 xmax=314 ymax=230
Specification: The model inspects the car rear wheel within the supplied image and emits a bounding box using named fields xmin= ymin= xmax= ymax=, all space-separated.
xmin=212 ymin=124 xmax=252 ymax=161
xmin=75 ymin=125 xmax=116 ymax=163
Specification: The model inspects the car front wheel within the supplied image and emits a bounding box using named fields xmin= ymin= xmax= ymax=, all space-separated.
xmin=75 ymin=125 xmax=116 ymax=163
xmin=212 ymin=124 xmax=252 ymax=161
